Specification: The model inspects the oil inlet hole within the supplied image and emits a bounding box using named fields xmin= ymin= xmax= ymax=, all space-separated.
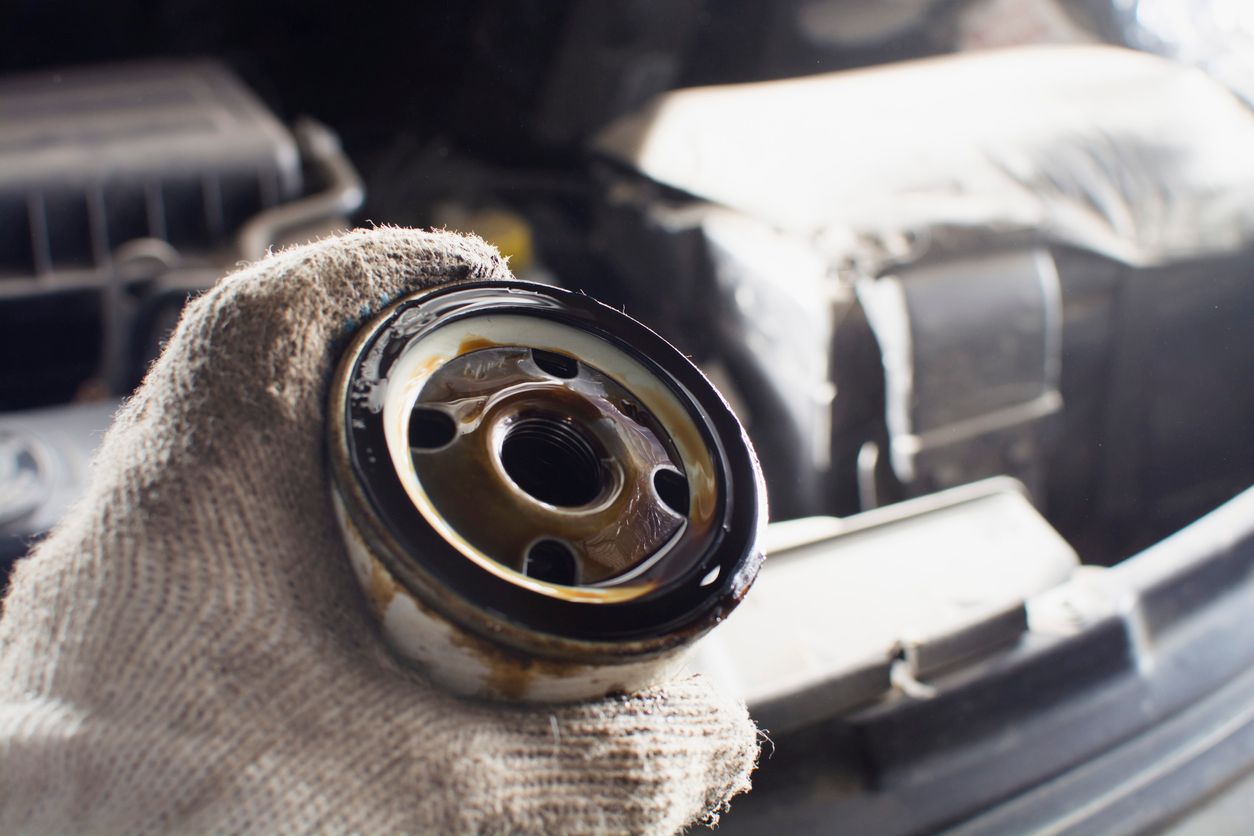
xmin=531 ymin=348 xmax=579 ymax=379
xmin=501 ymin=415 xmax=607 ymax=507
xmin=654 ymin=467 xmax=690 ymax=516
xmin=410 ymin=408 xmax=456 ymax=450
xmin=525 ymin=539 xmax=580 ymax=585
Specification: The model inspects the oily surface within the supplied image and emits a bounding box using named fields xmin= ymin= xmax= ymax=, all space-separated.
xmin=412 ymin=346 xmax=684 ymax=582
xmin=0 ymin=228 xmax=757 ymax=834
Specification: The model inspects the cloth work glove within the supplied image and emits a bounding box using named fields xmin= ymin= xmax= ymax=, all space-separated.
xmin=0 ymin=228 xmax=758 ymax=834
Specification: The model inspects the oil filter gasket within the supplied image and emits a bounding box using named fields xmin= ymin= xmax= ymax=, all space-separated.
xmin=328 ymin=281 xmax=765 ymax=702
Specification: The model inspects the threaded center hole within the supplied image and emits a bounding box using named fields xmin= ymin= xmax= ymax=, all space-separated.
xmin=501 ymin=415 xmax=605 ymax=507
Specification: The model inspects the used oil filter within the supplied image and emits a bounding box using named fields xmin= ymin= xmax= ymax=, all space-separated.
xmin=328 ymin=281 xmax=765 ymax=702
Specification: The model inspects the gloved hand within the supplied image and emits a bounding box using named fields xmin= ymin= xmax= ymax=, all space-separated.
xmin=0 ymin=228 xmax=758 ymax=834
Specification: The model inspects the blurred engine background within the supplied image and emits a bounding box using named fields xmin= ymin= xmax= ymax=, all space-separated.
xmin=6 ymin=0 xmax=1254 ymax=566
xmin=6 ymin=1 xmax=1254 ymax=832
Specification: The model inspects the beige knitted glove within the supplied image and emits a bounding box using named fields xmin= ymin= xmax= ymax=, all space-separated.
xmin=0 ymin=228 xmax=757 ymax=834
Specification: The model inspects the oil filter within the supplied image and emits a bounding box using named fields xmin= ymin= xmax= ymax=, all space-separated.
xmin=328 ymin=281 xmax=765 ymax=702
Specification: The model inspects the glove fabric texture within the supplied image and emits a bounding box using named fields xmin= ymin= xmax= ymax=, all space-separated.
xmin=0 ymin=228 xmax=758 ymax=834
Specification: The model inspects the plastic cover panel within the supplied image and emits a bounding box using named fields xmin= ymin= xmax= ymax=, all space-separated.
xmin=595 ymin=45 xmax=1254 ymax=274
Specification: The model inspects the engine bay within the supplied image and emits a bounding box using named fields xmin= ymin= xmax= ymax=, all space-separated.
xmin=5 ymin=2 xmax=1254 ymax=832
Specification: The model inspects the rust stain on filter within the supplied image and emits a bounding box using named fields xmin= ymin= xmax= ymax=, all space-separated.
xmin=364 ymin=557 xmax=399 ymax=618
xmin=456 ymin=335 xmax=499 ymax=355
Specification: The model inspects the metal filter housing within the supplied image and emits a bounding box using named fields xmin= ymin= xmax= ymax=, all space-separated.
xmin=328 ymin=281 xmax=765 ymax=702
